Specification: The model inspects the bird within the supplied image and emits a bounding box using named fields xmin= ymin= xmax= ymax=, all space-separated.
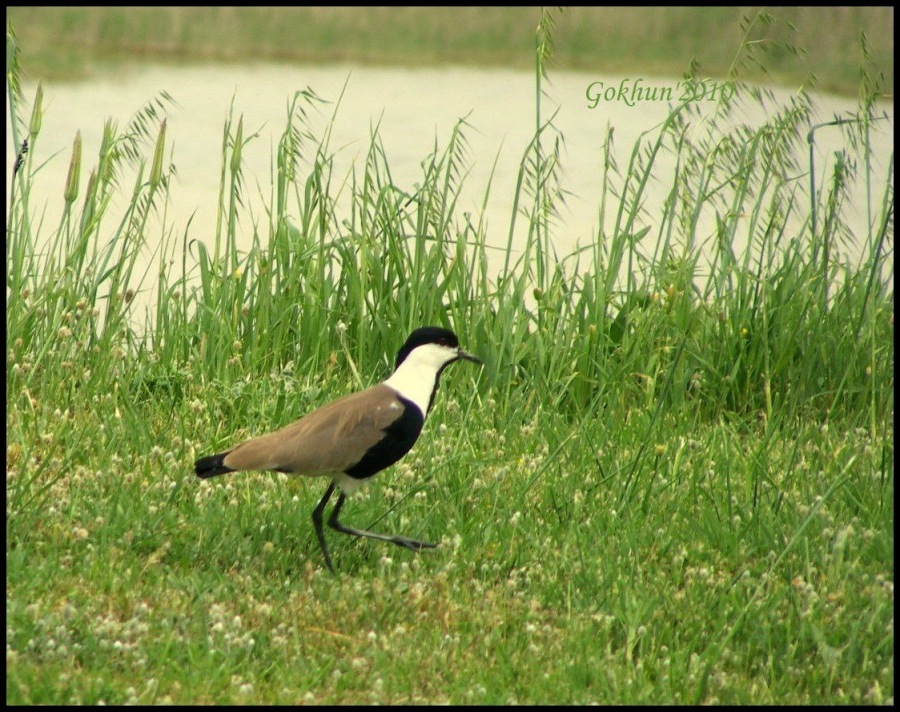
xmin=195 ymin=326 xmax=482 ymax=572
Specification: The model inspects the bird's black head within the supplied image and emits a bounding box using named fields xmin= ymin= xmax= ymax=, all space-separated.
xmin=394 ymin=326 xmax=462 ymax=370
xmin=390 ymin=326 xmax=482 ymax=414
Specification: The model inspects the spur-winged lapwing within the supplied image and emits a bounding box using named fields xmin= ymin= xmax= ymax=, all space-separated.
xmin=195 ymin=326 xmax=481 ymax=572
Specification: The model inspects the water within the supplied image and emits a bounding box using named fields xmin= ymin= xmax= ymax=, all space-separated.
xmin=6 ymin=62 xmax=894 ymax=316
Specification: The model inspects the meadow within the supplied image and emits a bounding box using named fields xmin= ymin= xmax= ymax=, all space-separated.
xmin=5 ymin=7 xmax=896 ymax=96
xmin=6 ymin=10 xmax=894 ymax=704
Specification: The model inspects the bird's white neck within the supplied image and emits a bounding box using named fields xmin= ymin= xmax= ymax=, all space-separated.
xmin=383 ymin=343 xmax=456 ymax=415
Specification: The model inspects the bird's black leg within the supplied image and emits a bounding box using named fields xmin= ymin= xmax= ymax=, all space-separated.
xmin=327 ymin=490 xmax=437 ymax=553
xmin=312 ymin=482 xmax=337 ymax=573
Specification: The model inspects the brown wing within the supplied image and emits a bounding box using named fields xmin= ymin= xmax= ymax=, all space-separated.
xmin=221 ymin=384 xmax=406 ymax=476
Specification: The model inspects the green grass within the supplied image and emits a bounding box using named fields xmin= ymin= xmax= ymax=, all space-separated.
xmin=6 ymin=11 xmax=894 ymax=705
xmin=6 ymin=6 xmax=895 ymax=96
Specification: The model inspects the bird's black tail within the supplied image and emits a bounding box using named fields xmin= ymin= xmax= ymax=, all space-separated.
xmin=195 ymin=452 xmax=234 ymax=479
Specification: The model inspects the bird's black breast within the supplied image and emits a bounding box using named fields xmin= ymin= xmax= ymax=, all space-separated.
xmin=343 ymin=396 xmax=424 ymax=481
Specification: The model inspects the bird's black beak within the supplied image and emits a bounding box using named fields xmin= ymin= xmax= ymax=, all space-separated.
xmin=457 ymin=348 xmax=482 ymax=365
